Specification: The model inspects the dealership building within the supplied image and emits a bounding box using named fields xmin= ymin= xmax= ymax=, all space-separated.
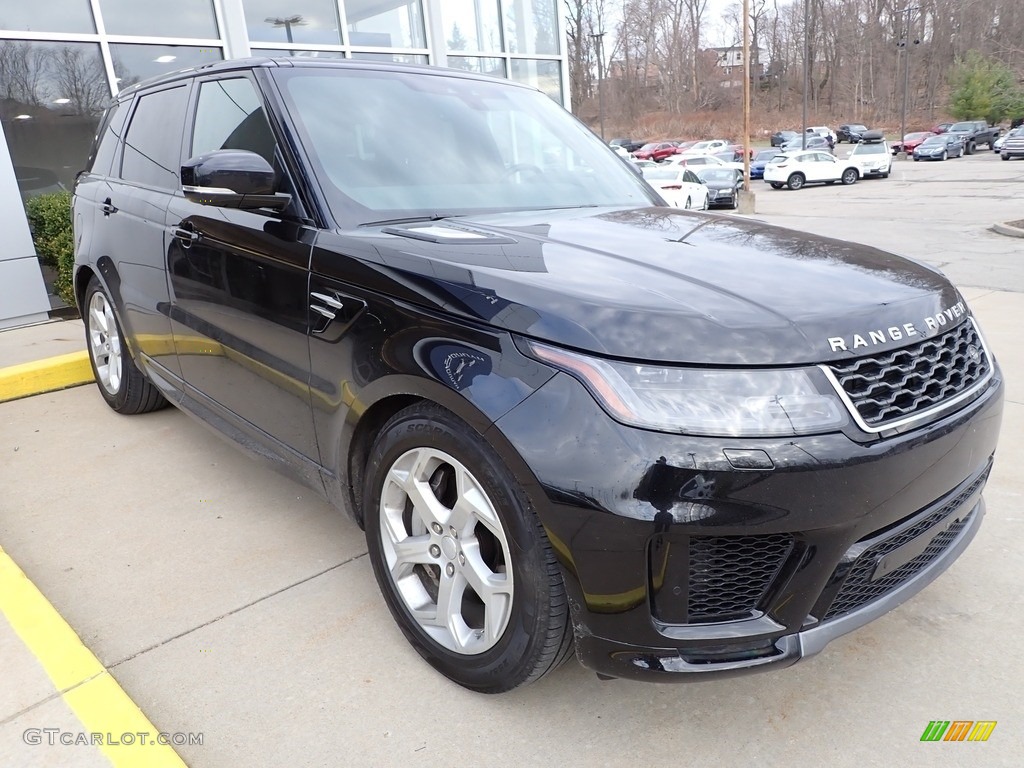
xmin=0 ymin=0 xmax=568 ymax=327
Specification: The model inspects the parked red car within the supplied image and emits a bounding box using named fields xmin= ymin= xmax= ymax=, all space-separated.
xmin=633 ymin=141 xmax=680 ymax=161
xmin=892 ymin=131 xmax=936 ymax=154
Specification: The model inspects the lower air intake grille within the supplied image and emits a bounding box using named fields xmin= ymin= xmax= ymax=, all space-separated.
xmin=823 ymin=469 xmax=988 ymax=621
xmin=688 ymin=534 xmax=794 ymax=622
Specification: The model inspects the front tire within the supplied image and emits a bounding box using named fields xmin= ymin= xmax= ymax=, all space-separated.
xmin=83 ymin=277 xmax=166 ymax=414
xmin=941 ymin=150 xmax=947 ymax=161
xmin=770 ymin=182 xmax=784 ymax=189
xmin=363 ymin=403 xmax=572 ymax=693
xmin=841 ymin=168 xmax=859 ymax=185
xmin=684 ymin=196 xmax=692 ymax=209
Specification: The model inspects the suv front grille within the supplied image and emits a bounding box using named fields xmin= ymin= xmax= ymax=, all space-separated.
xmin=828 ymin=318 xmax=990 ymax=429
xmin=822 ymin=468 xmax=989 ymax=621
xmin=688 ymin=534 xmax=794 ymax=622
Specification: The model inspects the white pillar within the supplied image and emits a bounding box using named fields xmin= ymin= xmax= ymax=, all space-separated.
xmin=0 ymin=121 xmax=51 ymax=329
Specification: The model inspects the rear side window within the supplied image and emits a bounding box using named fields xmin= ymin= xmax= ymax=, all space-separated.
xmin=190 ymin=78 xmax=276 ymax=165
xmin=120 ymin=86 xmax=189 ymax=189
xmin=88 ymin=101 xmax=129 ymax=177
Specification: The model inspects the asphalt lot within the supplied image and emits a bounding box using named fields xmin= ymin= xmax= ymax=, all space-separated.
xmin=2 ymin=148 xmax=1023 ymax=767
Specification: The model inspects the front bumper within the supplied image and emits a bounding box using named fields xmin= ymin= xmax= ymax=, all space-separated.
xmin=492 ymin=365 xmax=1003 ymax=682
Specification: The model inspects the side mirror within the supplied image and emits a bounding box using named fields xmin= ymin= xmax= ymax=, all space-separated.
xmin=181 ymin=150 xmax=291 ymax=211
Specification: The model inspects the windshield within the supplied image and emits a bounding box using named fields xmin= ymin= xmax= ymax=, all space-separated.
xmin=920 ymin=136 xmax=945 ymax=145
xmin=274 ymin=67 xmax=655 ymax=225
xmin=949 ymin=122 xmax=976 ymax=132
xmin=755 ymin=150 xmax=779 ymax=161
xmin=855 ymin=143 xmax=886 ymax=154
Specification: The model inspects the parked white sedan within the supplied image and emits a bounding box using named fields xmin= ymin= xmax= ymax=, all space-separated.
xmin=641 ymin=166 xmax=710 ymax=209
xmin=675 ymin=139 xmax=731 ymax=157
xmin=662 ymin=154 xmax=743 ymax=171
xmin=763 ymin=150 xmax=860 ymax=190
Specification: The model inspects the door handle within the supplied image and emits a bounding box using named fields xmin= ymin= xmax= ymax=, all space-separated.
xmin=310 ymin=291 xmax=344 ymax=310
xmin=173 ymin=226 xmax=200 ymax=246
xmin=310 ymin=305 xmax=336 ymax=321
xmin=101 ymin=198 xmax=118 ymax=216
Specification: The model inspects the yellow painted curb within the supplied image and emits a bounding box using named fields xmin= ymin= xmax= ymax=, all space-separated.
xmin=0 ymin=351 xmax=94 ymax=403
xmin=0 ymin=546 xmax=188 ymax=767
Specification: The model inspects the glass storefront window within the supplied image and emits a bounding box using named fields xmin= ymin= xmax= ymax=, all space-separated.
xmin=242 ymin=1 xmax=341 ymax=45
xmin=504 ymin=0 xmax=558 ymax=55
xmin=97 ymin=0 xmax=219 ymax=39
xmin=441 ymin=0 xmax=501 ymax=53
xmin=510 ymin=59 xmax=561 ymax=102
xmin=346 ymin=0 xmax=425 ymax=49
xmin=109 ymin=44 xmax=222 ymax=89
xmin=0 ymin=40 xmax=110 ymax=199
xmin=0 ymin=1 xmax=96 ymax=34
xmin=446 ymin=56 xmax=505 ymax=78
xmin=349 ymin=52 xmax=428 ymax=64
xmin=251 ymin=48 xmax=345 ymax=59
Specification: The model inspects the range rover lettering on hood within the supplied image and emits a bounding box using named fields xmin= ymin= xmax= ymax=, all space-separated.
xmin=827 ymin=301 xmax=967 ymax=353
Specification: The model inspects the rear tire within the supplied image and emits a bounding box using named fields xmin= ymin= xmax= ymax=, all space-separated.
xmin=787 ymin=173 xmax=805 ymax=190
xmin=363 ymin=403 xmax=572 ymax=693
xmin=83 ymin=277 xmax=167 ymax=414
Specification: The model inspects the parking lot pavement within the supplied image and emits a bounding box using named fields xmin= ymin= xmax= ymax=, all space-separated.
xmin=749 ymin=150 xmax=1024 ymax=291
xmin=2 ymin=150 xmax=1023 ymax=767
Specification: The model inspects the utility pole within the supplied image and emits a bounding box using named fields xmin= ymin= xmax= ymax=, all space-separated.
xmin=590 ymin=31 xmax=606 ymax=140
xmin=896 ymin=7 xmax=920 ymax=158
xmin=801 ymin=0 xmax=809 ymax=150
xmin=738 ymin=0 xmax=756 ymax=213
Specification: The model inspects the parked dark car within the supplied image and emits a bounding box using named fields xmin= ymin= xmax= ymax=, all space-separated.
xmin=73 ymin=58 xmax=1003 ymax=693
xmin=633 ymin=141 xmax=680 ymax=161
xmin=946 ymin=120 xmax=1000 ymax=154
xmin=695 ymin=167 xmax=742 ymax=209
xmin=749 ymin=148 xmax=781 ymax=179
xmin=836 ymin=124 xmax=870 ymax=143
xmin=770 ymin=129 xmax=799 ymax=147
xmin=913 ymin=133 xmax=964 ymax=161
xmin=610 ymin=137 xmax=646 ymax=153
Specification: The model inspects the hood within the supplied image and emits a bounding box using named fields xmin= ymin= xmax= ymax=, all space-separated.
xmin=316 ymin=207 xmax=961 ymax=366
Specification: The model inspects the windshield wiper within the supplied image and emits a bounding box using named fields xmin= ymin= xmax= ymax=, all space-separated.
xmin=359 ymin=213 xmax=465 ymax=228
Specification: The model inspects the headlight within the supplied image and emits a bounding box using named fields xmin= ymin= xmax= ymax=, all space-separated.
xmin=527 ymin=342 xmax=848 ymax=436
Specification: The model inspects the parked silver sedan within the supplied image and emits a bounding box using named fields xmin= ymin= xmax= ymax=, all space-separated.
xmin=912 ymin=134 xmax=964 ymax=161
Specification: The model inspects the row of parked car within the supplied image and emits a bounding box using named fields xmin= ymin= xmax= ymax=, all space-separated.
xmin=615 ymin=118 xmax=1023 ymax=204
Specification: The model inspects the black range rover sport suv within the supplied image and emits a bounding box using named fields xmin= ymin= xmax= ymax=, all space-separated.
xmin=73 ymin=59 xmax=1003 ymax=693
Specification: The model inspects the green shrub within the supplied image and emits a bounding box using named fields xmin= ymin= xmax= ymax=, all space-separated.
xmin=25 ymin=191 xmax=75 ymax=307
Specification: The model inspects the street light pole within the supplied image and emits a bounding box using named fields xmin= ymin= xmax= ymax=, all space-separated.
xmin=590 ymin=32 xmax=606 ymax=141
xmin=896 ymin=6 xmax=920 ymax=158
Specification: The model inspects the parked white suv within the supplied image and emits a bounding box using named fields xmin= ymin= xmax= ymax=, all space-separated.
xmin=847 ymin=135 xmax=892 ymax=179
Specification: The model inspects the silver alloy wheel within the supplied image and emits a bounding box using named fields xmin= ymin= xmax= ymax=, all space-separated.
xmin=379 ymin=447 xmax=514 ymax=654
xmin=87 ymin=291 xmax=122 ymax=395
